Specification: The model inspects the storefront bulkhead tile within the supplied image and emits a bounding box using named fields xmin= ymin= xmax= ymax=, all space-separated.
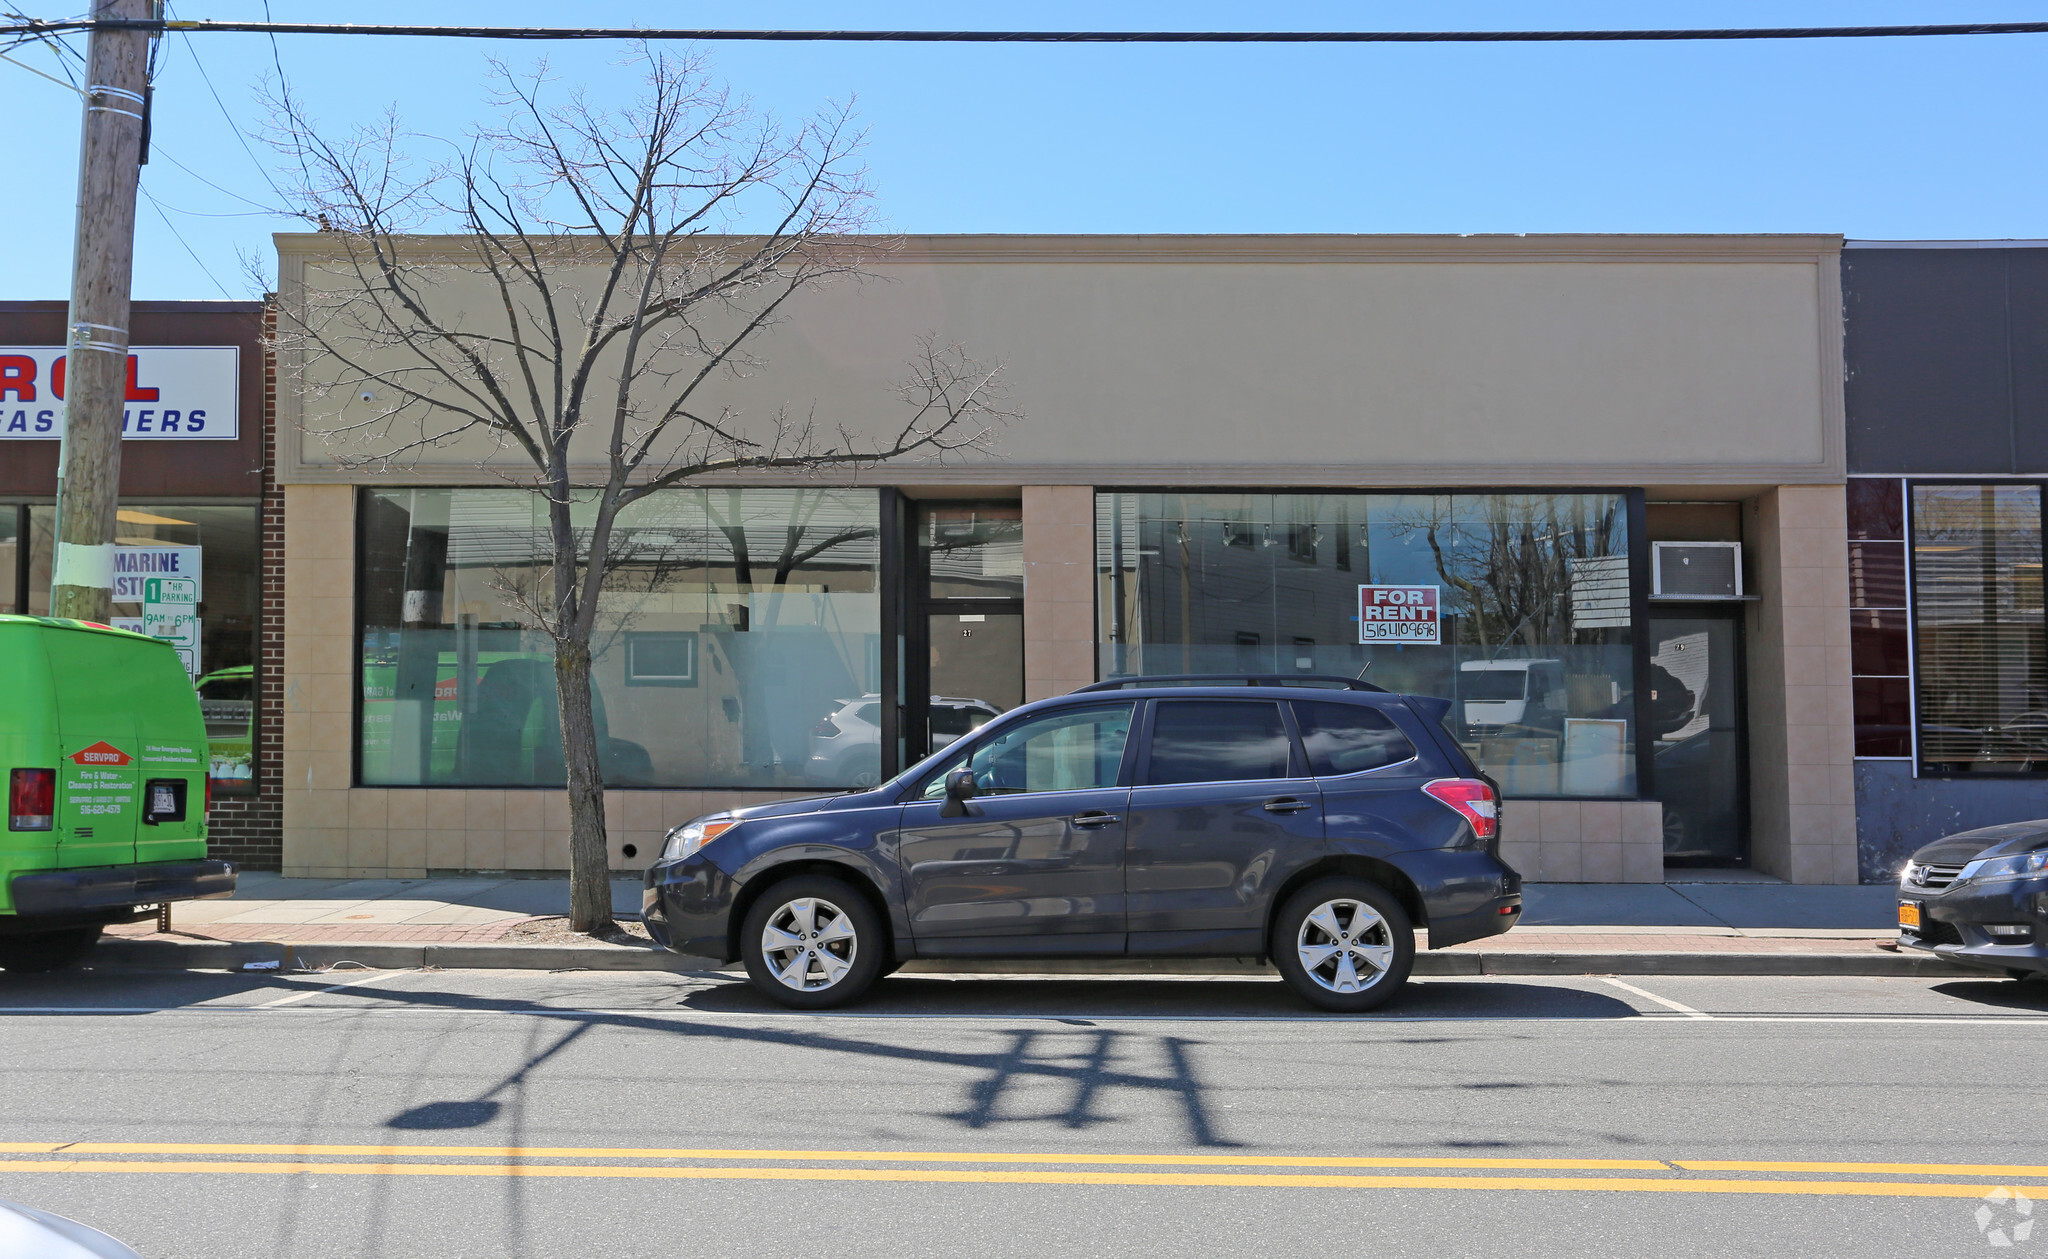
xmin=346 ymin=788 xmax=389 ymax=830
xmin=465 ymin=789 xmax=506 ymax=834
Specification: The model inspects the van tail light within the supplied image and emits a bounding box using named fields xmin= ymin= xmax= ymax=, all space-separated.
xmin=1422 ymin=777 xmax=1498 ymax=841
xmin=9 ymin=768 xmax=55 ymax=831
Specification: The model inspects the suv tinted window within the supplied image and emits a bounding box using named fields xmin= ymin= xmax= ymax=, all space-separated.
xmin=919 ymin=703 xmax=1133 ymax=798
xmin=1293 ymin=700 xmax=1416 ymax=776
xmin=1145 ymin=700 xmax=1293 ymax=785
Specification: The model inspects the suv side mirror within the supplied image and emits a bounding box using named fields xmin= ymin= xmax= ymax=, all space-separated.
xmin=939 ymin=766 xmax=978 ymax=818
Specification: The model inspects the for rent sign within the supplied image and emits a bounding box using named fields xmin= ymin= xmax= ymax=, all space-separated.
xmin=1357 ymin=584 xmax=1441 ymax=645
xmin=0 ymin=346 xmax=239 ymax=440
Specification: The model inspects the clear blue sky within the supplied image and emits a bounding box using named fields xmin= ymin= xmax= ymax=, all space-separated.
xmin=5 ymin=1 xmax=2048 ymax=300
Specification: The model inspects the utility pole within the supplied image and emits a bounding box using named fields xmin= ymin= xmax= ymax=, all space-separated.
xmin=50 ymin=0 xmax=154 ymax=623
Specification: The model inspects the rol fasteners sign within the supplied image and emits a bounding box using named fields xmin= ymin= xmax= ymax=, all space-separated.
xmin=1357 ymin=585 xmax=1442 ymax=645
xmin=0 ymin=346 xmax=239 ymax=440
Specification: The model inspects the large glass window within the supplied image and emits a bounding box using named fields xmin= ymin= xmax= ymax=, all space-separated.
xmin=1911 ymin=483 xmax=2046 ymax=774
xmin=4 ymin=501 xmax=261 ymax=792
xmin=1098 ymin=491 xmax=1637 ymax=798
xmin=920 ymin=503 xmax=1023 ymax=600
xmin=1849 ymin=479 xmax=1912 ymax=758
xmin=358 ymin=487 xmax=882 ymax=790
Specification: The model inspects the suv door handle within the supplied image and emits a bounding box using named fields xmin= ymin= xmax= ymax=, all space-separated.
xmin=1263 ymin=797 xmax=1312 ymax=814
xmin=1071 ymin=811 xmax=1121 ymax=827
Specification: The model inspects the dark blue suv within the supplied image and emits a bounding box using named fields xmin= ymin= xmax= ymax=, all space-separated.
xmin=643 ymin=677 xmax=1523 ymax=1011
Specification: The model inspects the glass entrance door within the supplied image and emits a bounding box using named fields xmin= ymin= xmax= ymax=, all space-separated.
xmin=1648 ymin=611 xmax=1748 ymax=867
xmin=926 ymin=611 xmax=1023 ymax=755
xmin=910 ymin=502 xmax=1025 ymax=758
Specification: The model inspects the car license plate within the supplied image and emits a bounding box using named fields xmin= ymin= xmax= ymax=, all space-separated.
xmin=1898 ymin=902 xmax=1922 ymax=931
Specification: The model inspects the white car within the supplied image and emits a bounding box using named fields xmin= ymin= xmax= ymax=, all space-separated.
xmin=806 ymin=693 xmax=1002 ymax=788
xmin=0 ymin=1199 xmax=144 ymax=1259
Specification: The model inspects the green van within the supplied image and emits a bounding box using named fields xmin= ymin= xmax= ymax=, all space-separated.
xmin=1 ymin=615 xmax=236 ymax=971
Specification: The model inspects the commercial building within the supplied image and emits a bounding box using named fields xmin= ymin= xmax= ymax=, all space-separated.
xmin=1841 ymin=241 xmax=2048 ymax=880
xmin=0 ymin=299 xmax=283 ymax=870
xmin=267 ymin=232 xmax=1857 ymax=883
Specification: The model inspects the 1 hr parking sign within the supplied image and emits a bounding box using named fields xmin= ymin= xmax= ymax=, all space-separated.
xmin=1358 ymin=584 xmax=1441 ymax=645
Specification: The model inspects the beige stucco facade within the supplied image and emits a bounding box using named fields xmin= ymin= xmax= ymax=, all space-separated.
xmin=274 ymin=233 xmax=1858 ymax=883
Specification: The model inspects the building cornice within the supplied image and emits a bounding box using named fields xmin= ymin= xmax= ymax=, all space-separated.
xmin=275 ymin=231 xmax=1843 ymax=267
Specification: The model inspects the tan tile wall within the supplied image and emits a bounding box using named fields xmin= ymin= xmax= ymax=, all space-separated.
xmin=1022 ymin=485 xmax=1099 ymax=701
xmin=1496 ymin=800 xmax=1664 ymax=884
xmin=280 ymin=484 xmax=810 ymax=878
xmin=1745 ymin=485 xmax=1858 ymax=884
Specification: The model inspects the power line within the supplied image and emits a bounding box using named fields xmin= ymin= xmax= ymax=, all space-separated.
xmin=165 ymin=1 xmax=289 ymax=206
xmin=8 ymin=17 xmax=2048 ymax=44
xmin=140 ymin=182 xmax=236 ymax=299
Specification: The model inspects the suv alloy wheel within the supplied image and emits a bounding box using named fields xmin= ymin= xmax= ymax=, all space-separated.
xmin=1271 ymin=877 xmax=1415 ymax=1012
xmin=740 ymin=875 xmax=887 ymax=1009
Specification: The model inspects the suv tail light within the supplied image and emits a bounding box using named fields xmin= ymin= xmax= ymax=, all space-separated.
xmin=9 ymin=768 xmax=55 ymax=831
xmin=1422 ymin=777 xmax=1497 ymax=841
xmin=811 ymin=716 xmax=842 ymax=738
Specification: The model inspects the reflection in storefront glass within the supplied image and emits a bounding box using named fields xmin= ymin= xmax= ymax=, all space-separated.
xmin=357 ymin=487 xmax=883 ymax=790
xmin=11 ymin=502 xmax=260 ymax=792
xmin=920 ymin=504 xmax=1023 ymax=600
xmin=1097 ymin=491 xmax=1636 ymax=799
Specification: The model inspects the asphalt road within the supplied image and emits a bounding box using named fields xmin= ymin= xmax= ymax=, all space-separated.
xmin=2 ymin=965 xmax=2044 ymax=1259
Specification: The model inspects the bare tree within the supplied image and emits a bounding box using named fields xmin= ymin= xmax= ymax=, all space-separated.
xmin=263 ymin=51 xmax=1011 ymax=932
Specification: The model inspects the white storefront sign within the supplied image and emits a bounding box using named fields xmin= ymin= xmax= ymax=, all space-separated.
xmin=0 ymin=346 xmax=239 ymax=440
xmin=110 ymin=546 xmax=203 ymax=678
xmin=1357 ymin=584 xmax=1442 ymax=645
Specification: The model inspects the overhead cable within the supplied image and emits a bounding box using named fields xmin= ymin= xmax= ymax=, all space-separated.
xmin=6 ymin=17 xmax=2048 ymax=44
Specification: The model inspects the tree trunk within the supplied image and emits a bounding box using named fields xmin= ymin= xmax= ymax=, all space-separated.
xmin=554 ymin=637 xmax=616 ymax=934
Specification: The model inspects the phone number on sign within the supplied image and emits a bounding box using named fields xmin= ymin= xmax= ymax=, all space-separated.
xmin=1359 ymin=622 xmax=1439 ymax=642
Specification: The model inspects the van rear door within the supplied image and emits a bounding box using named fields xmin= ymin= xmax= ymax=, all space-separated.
xmin=46 ymin=628 xmax=147 ymax=868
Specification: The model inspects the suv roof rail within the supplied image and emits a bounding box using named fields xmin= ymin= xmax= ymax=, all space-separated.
xmin=1072 ymin=674 xmax=1389 ymax=694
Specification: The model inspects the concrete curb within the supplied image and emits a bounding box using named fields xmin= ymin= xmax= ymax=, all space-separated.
xmin=90 ymin=938 xmax=1986 ymax=979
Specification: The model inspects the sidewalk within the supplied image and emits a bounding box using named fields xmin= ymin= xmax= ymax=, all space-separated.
xmin=107 ymin=872 xmax=645 ymax=946
xmin=1464 ymin=880 xmax=1900 ymax=955
xmin=95 ymin=872 xmax=1940 ymax=977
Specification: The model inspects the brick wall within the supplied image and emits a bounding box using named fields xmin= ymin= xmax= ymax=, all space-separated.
xmin=205 ymin=301 xmax=284 ymax=869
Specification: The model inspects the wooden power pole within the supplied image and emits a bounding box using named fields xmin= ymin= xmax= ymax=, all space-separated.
xmin=50 ymin=0 xmax=154 ymax=623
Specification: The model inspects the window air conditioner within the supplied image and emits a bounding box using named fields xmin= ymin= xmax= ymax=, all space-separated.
xmin=1652 ymin=541 xmax=1743 ymax=599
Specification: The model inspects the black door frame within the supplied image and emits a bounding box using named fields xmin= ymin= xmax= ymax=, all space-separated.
xmin=884 ymin=496 xmax=1025 ymax=777
xmin=1647 ymin=600 xmax=1752 ymax=869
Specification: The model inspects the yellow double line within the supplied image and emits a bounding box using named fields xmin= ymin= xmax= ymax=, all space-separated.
xmin=1 ymin=1143 xmax=2042 ymax=1199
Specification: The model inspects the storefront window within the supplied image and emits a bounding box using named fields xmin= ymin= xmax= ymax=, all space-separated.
xmin=1097 ymin=491 xmax=1637 ymax=798
xmin=5 ymin=502 xmax=260 ymax=792
xmin=1910 ymin=483 xmax=2046 ymax=774
xmin=920 ymin=503 xmax=1023 ymax=600
xmin=1849 ymin=479 xmax=1912 ymax=758
xmin=357 ymin=487 xmax=882 ymax=790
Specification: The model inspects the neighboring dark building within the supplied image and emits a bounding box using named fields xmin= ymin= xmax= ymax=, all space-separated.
xmin=0 ymin=300 xmax=283 ymax=870
xmin=1842 ymin=243 xmax=2048 ymax=880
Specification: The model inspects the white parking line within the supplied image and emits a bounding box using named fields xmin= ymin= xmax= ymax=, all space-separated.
xmin=4 ymin=1007 xmax=2048 ymax=1026
xmin=1599 ymin=977 xmax=1713 ymax=1018
xmin=255 ymin=968 xmax=415 ymax=1008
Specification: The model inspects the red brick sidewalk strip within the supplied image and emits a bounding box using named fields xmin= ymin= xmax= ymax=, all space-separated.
xmin=105 ymin=920 xmax=1896 ymax=954
xmin=1450 ymin=933 xmax=1891 ymax=954
xmin=106 ymin=921 xmax=521 ymax=945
